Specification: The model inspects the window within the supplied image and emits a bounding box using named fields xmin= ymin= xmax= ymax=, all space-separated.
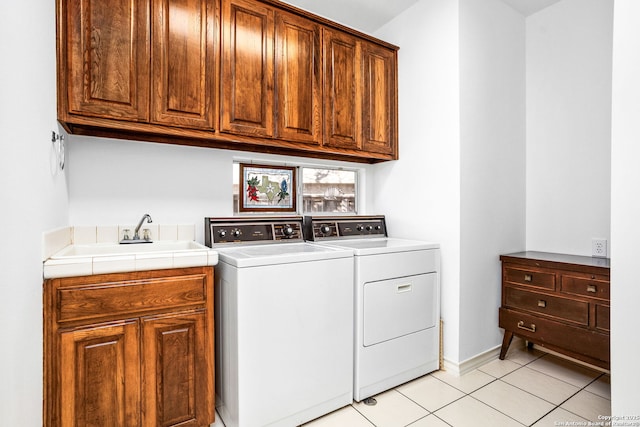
xmin=301 ymin=167 xmax=357 ymax=214
xmin=233 ymin=163 xmax=358 ymax=214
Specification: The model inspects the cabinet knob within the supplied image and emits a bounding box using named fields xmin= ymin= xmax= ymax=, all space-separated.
xmin=587 ymin=284 xmax=597 ymax=293
xmin=537 ymin=300 xmax=547 ymax=308
xmin=524 ymin=274 xmax=533 ymax=282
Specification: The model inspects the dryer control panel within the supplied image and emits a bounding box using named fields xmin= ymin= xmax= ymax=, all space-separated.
xmin=304 ymin=216 xmax=387 ymax=241
xmin=205 ymin=217 xmax=304 ymax=246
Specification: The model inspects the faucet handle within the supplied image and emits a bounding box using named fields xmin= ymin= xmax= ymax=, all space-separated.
xmin=122 ymin=229 xmax=131 ymax=240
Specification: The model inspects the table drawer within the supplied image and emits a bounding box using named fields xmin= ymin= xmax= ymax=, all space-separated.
xmin=561 ymin=274 xmax=610 ymax=300
xmin=504 ymin=287 xmax=588 ymax=326
xmin=504 ymin=266 xmax=555 ymax=290
xmin=499 ymin=307 xmax=609 ymax=363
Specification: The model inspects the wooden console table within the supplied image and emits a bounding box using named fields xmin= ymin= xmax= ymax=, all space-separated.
xmin=499 ymin=251 xmax=610 ymax=370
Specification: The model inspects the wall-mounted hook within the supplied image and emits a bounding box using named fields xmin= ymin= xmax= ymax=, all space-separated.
xmin=51 ymin=131 xmax=65 ymax=171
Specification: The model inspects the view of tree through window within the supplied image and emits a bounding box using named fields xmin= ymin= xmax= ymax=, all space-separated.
xmin=302 ymin=168 xmax=357 ymax=213
xmin=233 ymin=163 xmax=358 ymax=214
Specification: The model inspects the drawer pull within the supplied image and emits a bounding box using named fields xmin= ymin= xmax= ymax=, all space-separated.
xmin=524 ymin=274 xmax=533 ymax=282
xmin=517 ymin=320 xmax=536 ymax=333
xmin=537 ymin=300 xmax=547 ymax=308
xmin=587 ymin=284 xmax=597 ymax=293
xmin=397 ymin=284 xmax=412 ymax=293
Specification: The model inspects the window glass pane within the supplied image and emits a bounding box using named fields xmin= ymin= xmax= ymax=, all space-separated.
xmin=302 ymin=168 xmax=357 ymax=214
xmin=233 ymin=163 xmax=358 ymax=214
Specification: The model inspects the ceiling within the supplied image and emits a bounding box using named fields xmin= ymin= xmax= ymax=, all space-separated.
xmin=282 ymin=0 xmax=564 ymax=33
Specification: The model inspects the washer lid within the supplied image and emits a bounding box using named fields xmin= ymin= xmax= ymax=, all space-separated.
xmin=315 ymin=237 xmax=439 ymax=256
xmin=217 ymin=242 xmax=352 ymax=267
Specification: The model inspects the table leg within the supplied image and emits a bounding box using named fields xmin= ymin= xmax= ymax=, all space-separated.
xmin=499 ymin=330 xmax=514 ymax=360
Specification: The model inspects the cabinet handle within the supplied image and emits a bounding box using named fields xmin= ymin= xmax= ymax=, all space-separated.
xmin=524 ymin=274 xmax=533 ymax=282
xmin=587 ymin=284 xmax=597 ymax=293
xmin=397 ymin=284 xmax=412 ymax=293
xmin=517 ymin=320 xmax=536 ymax=333
xmin=537 ymin=300 xmax=547 ymax=308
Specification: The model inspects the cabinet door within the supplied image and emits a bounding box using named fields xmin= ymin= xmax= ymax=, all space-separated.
xmin=59 ymin=321 xmax=141 ymax=427
xmin=151 ymin=0 xmax=215 ymax=129
xmin=362 ymin=41 xmax=397 ymax=155
xmin=64 ymin=0 xmax=150 ymax=121
xmin=220 ymin=0 xmax=274 ymax=137
xmin=275 ymin=11 xmax=322 ymax=144
xmin=142 ymin=310 xmax=213 ymax=427
xmin=323 ymin=29 xmax=362 ymax=149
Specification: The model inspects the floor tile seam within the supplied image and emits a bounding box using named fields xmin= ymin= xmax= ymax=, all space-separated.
xmin=582 ymin=373 xmax=611 ymax=401
xmin=505 ymin=349 xmax=545 ymax=366
xmin=470 ymin=378 xmax=560 ymax=420
xmin=465 ymin=395 xmax=528 ymax=427
xmin=348 ymin=403 xmax=379 ymax=427
xmin=477 ymin=360 xmax=526 ymax=380
xmin=394 ymin=379 xmax=471 ymax=414
xmin=526 ymin=405 xmax=560 ymax=427
xmin=429 ymin=371 xmax=499 ymax=395
xmin=404 ymin=413 xmax=454 ymax=427
xmin=523 ymin=363 xmax=602 ymax=389
xmin=498 ymin=369 xmax=583 ymax=406
xmin=551 ymin=387 xmax=611 ymax=422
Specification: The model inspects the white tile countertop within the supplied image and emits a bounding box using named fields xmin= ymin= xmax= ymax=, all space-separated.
xmin=42 ymin=224 xmax=218 ymax=279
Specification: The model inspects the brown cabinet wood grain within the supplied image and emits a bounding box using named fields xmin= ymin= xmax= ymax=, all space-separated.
xmin=151 ymin=0 xmax=216 ymax=129
xmin=220 ymin=0 xmax=275 ymax=137
xmin=498 ymin=252 xmax=610 ymax=370
xmin=323 ymin=28 xmax=362 ymax=150
xmin=57 ymin=0 xmax=399 ymax=162
xmin=275 ymin=10 xmax=322 ymax=144
xmin=44 ymin=267 xmax=215 ymax=427
xmin=59 ymin=321 xmax=141 ymax=426
xmin=362 ymin=41 xmax=397 ymax=156
xmin=62 ymin=0 xmax=150 ymax=121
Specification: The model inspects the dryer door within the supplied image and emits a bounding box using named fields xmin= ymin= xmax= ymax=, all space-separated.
xmin=363 ymin=273 xmax=437 ymax=347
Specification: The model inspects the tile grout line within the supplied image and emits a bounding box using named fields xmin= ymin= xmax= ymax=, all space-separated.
xmin=342 ymin=351 xmax=608 ymax=427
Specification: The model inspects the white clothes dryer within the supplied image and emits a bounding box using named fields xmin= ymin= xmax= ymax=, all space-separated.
xmin=304 ymin=215 xmax=441 ymax=402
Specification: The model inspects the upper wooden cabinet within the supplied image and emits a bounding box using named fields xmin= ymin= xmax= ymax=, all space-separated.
xmin=151 ymin=0 xmax=216 ymax=129
xmin=220 ymin=0 xmax=274 ymax=137
xmin=62 ymin=0 xmax=150 ymax=121
xmin=362 ymin=41 xmax=397 ymax=155
xmin=275 ymin=10 xmax=322 ymax=145
xmin=323 ymin=28 xmax=361 ymax=150
xmin=57 ymin=0 xmax=399 ymax=162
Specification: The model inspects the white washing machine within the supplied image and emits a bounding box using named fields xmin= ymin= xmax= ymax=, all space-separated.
xmin=205 ymin=217 xmax=354 ymax=427
xmin=304 ymin=215 xmax=441 ymax=402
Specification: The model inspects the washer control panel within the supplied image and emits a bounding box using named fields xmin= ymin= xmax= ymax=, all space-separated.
xmin=205 ymin=217 xmax=304 ymax=246
xmin=304 ymin=216 xmax=387 ymax=241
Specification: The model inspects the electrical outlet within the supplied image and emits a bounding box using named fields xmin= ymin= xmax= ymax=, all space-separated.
xmin=592 ymin=238 xmax=608 ymax=258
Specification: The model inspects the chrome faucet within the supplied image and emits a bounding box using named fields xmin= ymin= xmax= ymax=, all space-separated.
xmin=134 ymin=214 xmax=152 ymax=240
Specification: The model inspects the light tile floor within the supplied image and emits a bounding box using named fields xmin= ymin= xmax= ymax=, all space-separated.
xmin=212 ymin=339 xmax=611 ymax=427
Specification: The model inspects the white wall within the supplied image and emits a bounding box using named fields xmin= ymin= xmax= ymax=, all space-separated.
xmin=610 ymin=0 xmax=640 ymax=415
xmin=373 ymin=0 xmax=463 ymax=363
xmin=0 ymin=0 xmax=69 ymax=424
xmin=459 ymin=0 xmax=526 ymax=361
xmin=67 ymin=137 xmax=365 ymax=243
xmin=67 ymin=138 xmax=235 ymax=243
xmin=526 ymin=0 xmax=613 ymax=256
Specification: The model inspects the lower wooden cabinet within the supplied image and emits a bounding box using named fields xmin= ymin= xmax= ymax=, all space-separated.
xmin=44 ymin=267 xmax=215 ymax=427
xmin=499 ymin=252 xmax=610 ymax=370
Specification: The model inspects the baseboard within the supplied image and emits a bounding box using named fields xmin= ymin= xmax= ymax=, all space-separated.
xmin=442 ymin=345 xmax=502 ymax=376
